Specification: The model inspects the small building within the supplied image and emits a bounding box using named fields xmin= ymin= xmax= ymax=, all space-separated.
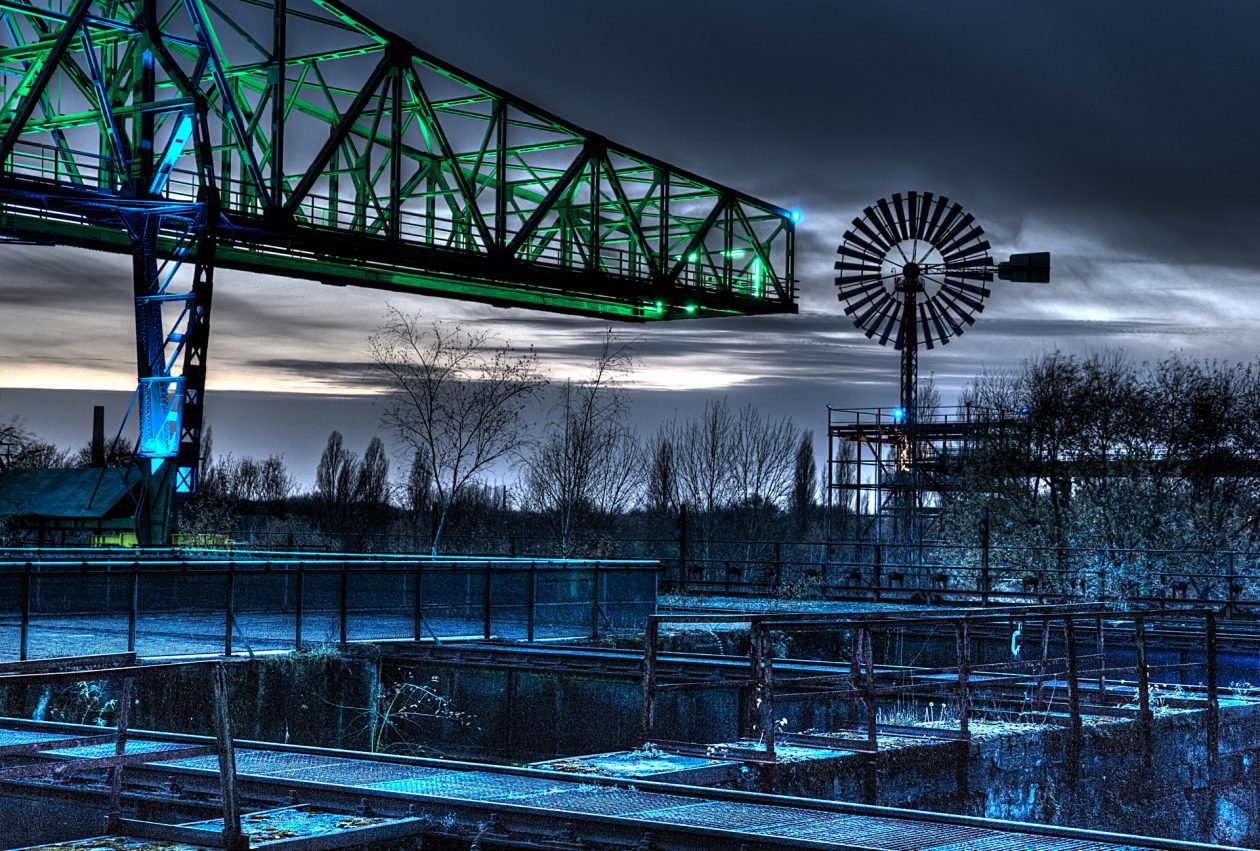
xmin=0 ymin=467 xmax=142 ymax=545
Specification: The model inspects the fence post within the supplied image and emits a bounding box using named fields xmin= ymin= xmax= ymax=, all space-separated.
xmin=412 ymin=561 xmax=423 ymax=642
xmin=294 ymin=562 xmax=304 ymax=651
xmin=1135 ymin=615 xmax=1152 ymax=768
xmin=224 ymin=560 xmax=235 ymax=657
xmin=1206 ymin=610 xmax=1219 ymax=766
xmin=482 ymin=562 xmax=492 ymax=640
xmin=128 ymin=562 xmax=139 ymax=654
xmin=527 ymin=563 xmax=537 ymax=643
xmin=774 ymin=542 xmax=782 ymax=592
xmin=339 ymin=560 xmax=349 ymax=645
xmin=19 ymin=561 xmax=31 ymax=662
xmin=956 ymin=619 xmax=971 ymax=740
xmin=640 ymin=617 xmax=658 ymax=741
xmin=1065 ymin=616 xmax=1081 ymax=780
xmin=677 ymin=504 xmax=689 ymax=589
xmin=873 ymin=542 xmax=882 ymax=601
xmin=590 ymin=561 xmax=601 ymax=640
xmin=979 ymin=507 xmax=991 ymax=606
xmin=1226 ymin=552 xmax=1236 ymax=619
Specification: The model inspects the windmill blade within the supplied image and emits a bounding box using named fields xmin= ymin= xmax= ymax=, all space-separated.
xmin=837 ymin=244 xmax=883 ymax=265
xmin=945 ymin=268 xmax=996 ymax=284
xmin=853 ymin=215 xmax=893 ymax=253
xmin=875 ymin=297 xmax=903 ymax=346
xmin=937 ymin=283 xmax=986 ymax=314
xmin=892 ymin=193 xmax=911 ymax=242
xmin=835 ymin=273 xmax=889 ymax=288
xmin=906 ymin=191 xmax=924 ymax=240
xmin=856 ymin=293 xmax=896 ymax=334
xmin=842 ymin=229 xmax=887 ymax=259
xmin=941 ymin=225 xmax=987 ymax=258
xmin=923 ymin=194 xmax=949 ymax=242
xmin=944 ymin=240 xmax=992 ymax=264
xmin=840 ymin=282 xmax=892 ymax=313
xmin=937 ymin=212 xmax=976 ymax=252
xmin=873 ymin=199 xmax=902 ymax=246
xmin=835 ymin=261 xmax=882 ymax=275
xmin=933 ymin=289 xmax=979 ymax=328
xmin=918 ymin=301 xmax=936 ymax=350
xmin=922 ymin=295 xmax=947 ymax=345
xmin=925 ymin=200 xmax=963 ymax=245
xmin=846 ymin=289 xmax=897 ymax=322
xmin=941 ymin=275 xmax=993 ymax=297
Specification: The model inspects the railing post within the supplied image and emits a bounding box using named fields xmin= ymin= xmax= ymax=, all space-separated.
xmin=591 ymin=561 xmax=601 ymax=640
xmin=527 ymin=562 xmax=537 ymax=643
xmin=294 ymin=562 xmax=304 ymax=651
xmin=482 ymin=562 xmax=492 ymax=640
xmin=412 ymin=561 xmax=423 ymax=642
xmin=19 ymin=561 xmax=31 ymax=662
xmin=774 ymin=542 xmax=782 ymax=593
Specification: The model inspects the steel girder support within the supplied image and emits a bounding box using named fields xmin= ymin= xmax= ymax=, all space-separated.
xmin=120 ymin=200 xmax=214 ymax=544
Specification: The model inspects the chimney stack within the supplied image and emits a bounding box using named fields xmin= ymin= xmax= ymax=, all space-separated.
xmin=91 ymin=405 xmax=105 ymax=468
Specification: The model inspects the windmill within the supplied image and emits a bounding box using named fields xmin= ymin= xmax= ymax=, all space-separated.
xmin=831 ymin=192 xmax=1049 ymax=543
xmin=835 ymin=192 xmax=1049 ymax=422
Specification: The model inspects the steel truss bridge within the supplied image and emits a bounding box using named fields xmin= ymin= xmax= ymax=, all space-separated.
xmin=0 ymin=0 xmax=798 ymax=543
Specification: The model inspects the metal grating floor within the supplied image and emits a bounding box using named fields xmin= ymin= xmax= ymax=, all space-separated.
xmin=0 ymin=725 xmax=1163 ymax=851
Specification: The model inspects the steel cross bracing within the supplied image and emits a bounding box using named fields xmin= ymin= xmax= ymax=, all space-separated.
xmin=0 ymin=0 xmax=797 ymax=539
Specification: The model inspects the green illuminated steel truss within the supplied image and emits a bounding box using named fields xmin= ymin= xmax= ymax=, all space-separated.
xmin=0 ymin=0 xmax=797 ymax=540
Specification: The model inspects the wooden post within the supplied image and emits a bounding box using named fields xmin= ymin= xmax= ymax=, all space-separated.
xmin=640 ymin=617 xmax=658 ymax=741
xmin=956 ymin=620 xmax=971 ymax=740
xmin=848 ymin=628 xmax=861 ymax=726
xmin=1065 ymin=617 xmax=1081 ymax=780
xmin=211 ymin=663 xmax=244 ymax=850
xmin=1036 ymin=617 xmax=1050 ymax=709
xmin=106 ymin=676 xmax=134 ymax=833
xmin=1135 ymin=615 xmax=1153 ymax=769
xmin=745 ymin=622 xmax=763 ymax=740
xmin=763 ymin=638 xmax=777 ymax=761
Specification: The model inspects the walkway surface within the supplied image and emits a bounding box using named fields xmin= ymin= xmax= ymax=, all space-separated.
xmin=0 ymin=722 xmax=1232 ymax=851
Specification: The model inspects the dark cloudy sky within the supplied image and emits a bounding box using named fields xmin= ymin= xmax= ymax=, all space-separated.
xmin=3 ymin=0 xmax=1259 ymax=480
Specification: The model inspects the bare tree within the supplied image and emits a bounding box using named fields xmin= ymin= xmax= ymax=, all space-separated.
xmin=646 ymin=429 xmax=678 ymax=516
xmin=370 ymin=309 xmax=546 ymax=553
xmin=523 ymin=333 xmax=644 ymax=554
xmin=791 ymin=431 xmax=816 ymax=529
